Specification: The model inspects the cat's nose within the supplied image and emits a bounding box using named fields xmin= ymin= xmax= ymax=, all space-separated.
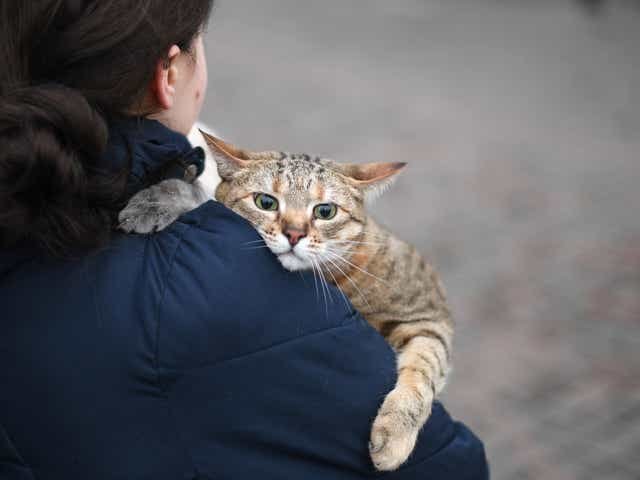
xmin=284 ymin=229 xmax=307 ymax=247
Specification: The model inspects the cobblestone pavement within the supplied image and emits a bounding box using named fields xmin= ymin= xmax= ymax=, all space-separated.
xmin=200 ymin=1 xmax=640 ymax=478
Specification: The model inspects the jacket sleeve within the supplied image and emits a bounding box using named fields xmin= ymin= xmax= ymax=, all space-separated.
xmin=152 ymin=201 xmax=488 ymax=480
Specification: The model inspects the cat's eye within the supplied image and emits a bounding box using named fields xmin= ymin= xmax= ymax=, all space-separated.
xmin=313 ymin=203 xmax=338 ymax=220
xmin=254 ymin=193 xmax=279 ymax=211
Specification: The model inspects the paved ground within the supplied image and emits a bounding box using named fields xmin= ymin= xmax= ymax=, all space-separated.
xmin=200 ymin=1 xmax=640 ymax=478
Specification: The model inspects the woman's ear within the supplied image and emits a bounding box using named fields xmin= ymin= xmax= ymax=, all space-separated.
xmin=152 ymin=45 xmax=181 ymax=110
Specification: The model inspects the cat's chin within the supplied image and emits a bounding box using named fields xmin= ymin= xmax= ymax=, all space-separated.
xmin=278 ymin=252 xmax=311 ymax=272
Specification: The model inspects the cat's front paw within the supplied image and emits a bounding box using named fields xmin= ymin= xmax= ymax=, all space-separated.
xmin=118 ymin=179 xmax=203 ymax=234
xmin=369 ymin=387 xmax=430 ymax=471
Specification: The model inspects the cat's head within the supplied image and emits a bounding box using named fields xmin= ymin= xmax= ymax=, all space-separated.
xmin=202 ymin=131 xmax=405 ymax=271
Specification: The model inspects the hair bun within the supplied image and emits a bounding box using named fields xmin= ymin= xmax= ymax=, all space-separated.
xmin=0 ymin=84 xmax=113 ymax=254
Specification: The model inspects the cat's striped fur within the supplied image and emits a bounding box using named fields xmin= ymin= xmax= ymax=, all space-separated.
xmin=118 ymin=132 xmax=454 ymax=471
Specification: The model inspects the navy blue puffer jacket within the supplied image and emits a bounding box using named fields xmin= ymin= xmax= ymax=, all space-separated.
xmin=0 ymin=118 xmax=489 ymax=480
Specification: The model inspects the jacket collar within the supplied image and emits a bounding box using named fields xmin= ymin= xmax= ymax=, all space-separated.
xmin=100 ymin=115 xmax=205 ymax=196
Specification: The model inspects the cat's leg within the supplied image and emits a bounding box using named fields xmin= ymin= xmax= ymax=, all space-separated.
xmin=369 ymin=321 xmax=452 ymax=471
xmin=118 ymin=179 xmax=209 ymax=234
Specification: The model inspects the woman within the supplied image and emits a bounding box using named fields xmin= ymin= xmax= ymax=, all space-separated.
xmin=0 ymin=1 xmax=488 ymax=479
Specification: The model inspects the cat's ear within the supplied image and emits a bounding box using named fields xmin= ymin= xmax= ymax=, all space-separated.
xmin=199 ymin=130 xmax=252 ymax=179
xmin=338 ymin=162 xmax=407 ymax=201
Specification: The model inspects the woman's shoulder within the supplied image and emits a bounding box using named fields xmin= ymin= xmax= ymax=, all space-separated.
xmin=151 ymin=200 xmax=363 ymax=370
xmin=148 ymin=202 xmax=488 ymax=479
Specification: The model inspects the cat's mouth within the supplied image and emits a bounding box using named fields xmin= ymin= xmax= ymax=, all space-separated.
xmin=260 ymin=233 xmax=314 ymax=271
xmin=277 ymin=250 xmax=311 ymax=272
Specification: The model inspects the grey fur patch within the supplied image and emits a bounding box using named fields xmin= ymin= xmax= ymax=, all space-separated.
xmin=118 ymin=179 xmax=208 ymax=234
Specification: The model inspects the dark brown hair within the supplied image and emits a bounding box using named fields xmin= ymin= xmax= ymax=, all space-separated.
xmin=0 ymin=0 xmax=214 ymax=255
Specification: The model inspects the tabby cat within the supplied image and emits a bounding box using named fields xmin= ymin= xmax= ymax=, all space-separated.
xmin=118 ymin=132 xmax=454 ymax=471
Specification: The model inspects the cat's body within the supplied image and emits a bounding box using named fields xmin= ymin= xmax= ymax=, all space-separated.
xmin=119 ymin=132 xmax=453 ymax=471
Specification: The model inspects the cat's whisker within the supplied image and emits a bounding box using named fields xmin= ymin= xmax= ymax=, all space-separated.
xmin=309 ymin=256 xmax=323 ymax=304
xmin=328 ymin=241 xmax=386 ymax=255
xmin=322 ymin=254 xmax=370 ymax=309
xmin=337 ymin=232 xmax=388 ymax=241
xmin=328 ymin=248 xmax=357 ymax=260
xmin=325 ymin=249 xmax=389 ymax=286
xmin=315 ymin=257 xmax=339 ymax=307
xmin=331 ymin=239 xmax=386 ymax=246
xmin=328 ymin=245 xmax=362 ymax=256
xmin=316 ymin=258 xmax=334 ymax=307
xmin=311 ymin=257 xmax=330 ymax=315
xmin=322 ymin=252 xmax=370 ymax=306
xmin=323 ymin=263 xmax=351 ymax=311
xmin=243 ymin=239 xmax=267 ymax=245
xmin=309 ymin=256 xmax=321 ymax=302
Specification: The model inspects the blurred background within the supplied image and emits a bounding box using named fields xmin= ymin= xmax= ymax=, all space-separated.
xmin=200 ymin=1 xmax=640 ymax=478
